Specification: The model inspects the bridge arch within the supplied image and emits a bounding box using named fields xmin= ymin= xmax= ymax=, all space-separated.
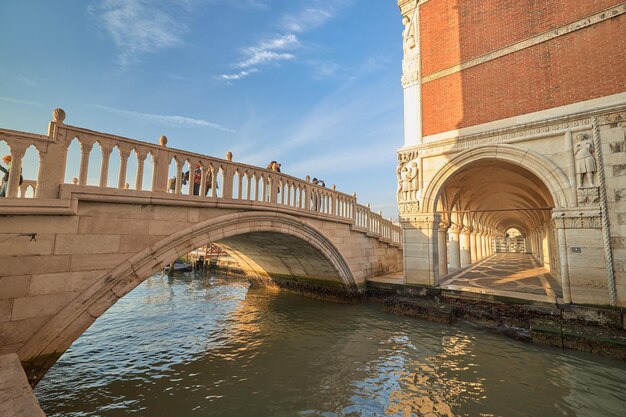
xmin=18 ymin=211 xmax=357 ymax=384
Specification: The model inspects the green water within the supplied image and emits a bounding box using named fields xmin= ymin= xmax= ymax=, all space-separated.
xmin=35 ymin=273 xmax=626 ymax=417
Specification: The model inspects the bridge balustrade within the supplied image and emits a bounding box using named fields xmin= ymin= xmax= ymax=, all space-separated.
xmin=0 ymin=109 xmax=402 ymax=246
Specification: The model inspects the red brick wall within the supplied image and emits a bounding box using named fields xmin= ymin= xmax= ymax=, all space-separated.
xmin=419 ymin=1 xmax=626 ymax=136
xmin=420 ymin=0 xmax=623 ymax=76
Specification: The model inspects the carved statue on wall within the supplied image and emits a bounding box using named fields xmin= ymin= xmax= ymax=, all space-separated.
xmin=397 ymin=150 xmax=419 ymax=201
xmin=397 ymin=160 xmax=419 ymax=201
xmin=574 ymin=133 xmax=597 ymax=187
xmin=402 ymin=15 xmax=416 ymax=58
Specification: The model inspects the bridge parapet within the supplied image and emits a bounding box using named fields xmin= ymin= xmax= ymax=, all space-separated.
xmin=0 ymin=109 xmax=401 ymax=247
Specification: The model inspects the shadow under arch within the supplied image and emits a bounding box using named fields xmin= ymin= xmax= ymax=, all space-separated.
xmin=19 ymin=211 xmax=357 ymax=385
xmin=421 ymin=144 xmax=575 ymax=213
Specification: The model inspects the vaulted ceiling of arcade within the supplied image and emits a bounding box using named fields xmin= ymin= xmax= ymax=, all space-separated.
xmin=437 ymin=160 xmax=554 ymax=236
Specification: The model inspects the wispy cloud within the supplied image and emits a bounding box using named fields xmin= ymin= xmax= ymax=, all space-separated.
xmin=220 ymin=1 xmax=350 ymax=82
xmin=93 ymin=104 xmax=235 ymax=133
xmin=217 ymin=68 xmax=259 ymax=81
xmin=234 ymin=33 xmax=299 ymax=69
xmin=90 ymin=0 xmax=189 ymax=66
xmin=15 ymin=75 xmax=36 ymax=87
xmin=0 ymin=96 xmax=45 ymax=108
xmin=280 ymin=7 xmax=333 ymax=33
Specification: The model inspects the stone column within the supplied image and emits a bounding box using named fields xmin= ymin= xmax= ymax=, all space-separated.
xmin=475 ymin=231 xmax=483 ymax=260
xmin=400 ymin=213 xmax=440 ymax=286
xmin=448 ymin=224 xmax=461 ymax=270
xmin=437 ymin=222 xmax=449 ymax=277
xmin=470 ymin=229 xmax=478 ymax=264
xmin=460 ymin=226 xmax=471 ymax=267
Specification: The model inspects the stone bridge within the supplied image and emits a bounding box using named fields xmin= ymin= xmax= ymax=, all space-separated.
xmin=0 ymin=109 xmax=402 ymax=384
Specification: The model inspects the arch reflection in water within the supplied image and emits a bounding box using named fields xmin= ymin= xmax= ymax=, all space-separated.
xmin=35 ymin=272 xmax=626 ymax=417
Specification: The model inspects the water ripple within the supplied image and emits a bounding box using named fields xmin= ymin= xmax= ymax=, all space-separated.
xmin=35 ymin=273 xmax=626 ymax=417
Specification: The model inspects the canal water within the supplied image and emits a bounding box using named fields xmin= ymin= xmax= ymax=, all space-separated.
xmin=35 ymin=272 xmax=626 ymax=417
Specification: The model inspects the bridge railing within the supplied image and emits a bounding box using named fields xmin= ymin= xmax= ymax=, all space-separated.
xmin=0 ymin=109 xmax=402 ymax=247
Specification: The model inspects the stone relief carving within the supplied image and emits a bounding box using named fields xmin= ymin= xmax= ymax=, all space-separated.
xmin=401 ymin=8 xmax=419 ymax=87
xmin=402 ymin=12 xmax=417 ymax=59
xmin=577 ymin=187 xmax=600 ymax=205
xmin=401 ymin=58 xmax=419 ymax=87
xmin=598 ymin=111 xmax=625 ymax=127
xmin=397 ymin=150 xmax=419 ymax=202
xmin=399 ymin=201 xmax=420 ymax=214
xmin=553 ymin=210 xmax=602 ymax=229
xmin=574 ymin=133 xmax=597 ymax=188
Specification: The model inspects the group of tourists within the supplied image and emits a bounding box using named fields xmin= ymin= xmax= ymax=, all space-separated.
xmin=167 ymin=163 xmax=216 ymax=195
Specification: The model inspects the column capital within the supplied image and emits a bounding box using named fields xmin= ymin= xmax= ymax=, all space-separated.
xmin=400 ymin=212 xmax=440 ymax=230
xmin=437 ymin=220 xmax=450 ymax=232
xmin=448 ymin=224 xmax=462 ymax=234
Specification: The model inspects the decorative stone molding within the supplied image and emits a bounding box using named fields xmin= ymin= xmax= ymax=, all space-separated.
xmin=552 ymin=210 xmax=602 ymax=229
xmin=418 ymin=119 xmax=592 ymax=156
xmin=597 ymin=111 xmax=626 ymax=127
xmin=422 ymin=4 xmax=626 ymax=84
xmin=399 ymin=213 xmax=438 ymax=228
xmin=401 ymin=57 xmax=419 ymax=87
xmin=577 ymin=187 xmax=600 ymax=205
xmin=399 ymin=201 xmax=420 ymax=214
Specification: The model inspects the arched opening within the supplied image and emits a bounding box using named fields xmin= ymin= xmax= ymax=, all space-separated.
xmin=434 ymin=158 xmax=562 ymax=301
xmin=18 ymin=212 xmax=358 ymax=385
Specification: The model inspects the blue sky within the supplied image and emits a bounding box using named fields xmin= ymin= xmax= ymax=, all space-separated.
xmin=0 ymin=0 xmax=404 ymax=218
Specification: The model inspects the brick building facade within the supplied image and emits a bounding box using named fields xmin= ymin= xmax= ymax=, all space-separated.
xmin=396 ymin=0 xmax=626 ymax=307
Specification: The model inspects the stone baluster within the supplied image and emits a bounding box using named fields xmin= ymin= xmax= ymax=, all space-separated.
xmin=175 ymin=159 xmax=185 ymax=194
xmin=5 ymin=145 xmax=26 ymax=198
xmin=210 ymin=166 xmax=218 ymax=198
xmin=221 ymin=165 xmax=233 ymax=199
xmin=269 ymin=174 xmax=278 ymax=203
xmin=135 ymin=153 xmax=146 ymax=191
xmin=251 ymin=173 xmax=258 ymax=201
xmin=117 ymin=148 xmax=131 ymax=189
xmin=237 ymin=171 xmax=243 ymax=199
xmin=188 ymin=162 xmax=196 ymax=196
xmin=150 ymin=153 xmax=159 ymax=192
xmin=245 ymin=173 xmax=252 ymax=200
xmin=200 ymin=164 xmax=208 ymax=197
xmin=78 ymin=140 xmax=94 ymax=186
xmin=99 ymin=144 xmax=114 ymax=188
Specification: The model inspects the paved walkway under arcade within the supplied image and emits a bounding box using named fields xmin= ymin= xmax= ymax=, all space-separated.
xmin=369 ymin=253 xmax=562 ymax=304
xmin=440 ymin=253 xmax=562 ymax=303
